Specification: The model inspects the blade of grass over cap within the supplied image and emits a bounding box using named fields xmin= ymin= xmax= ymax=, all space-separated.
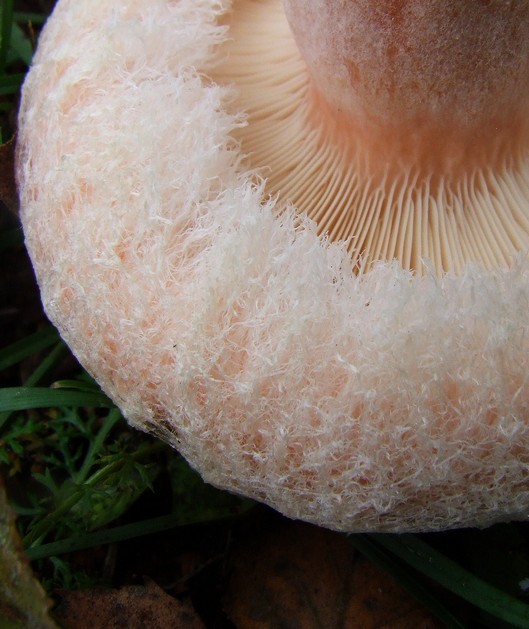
xmin=0 ymin=387 xmax=114 ymax=412
xmin=52 ymin=379 xmax=109 ymax=394
xmin=369 ymin=533 xmax=529 ymax=628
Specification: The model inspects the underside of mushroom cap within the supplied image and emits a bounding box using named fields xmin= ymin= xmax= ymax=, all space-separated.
xmin=16 ymin=0 xmax=529 ymax=532
xmin=213 ymin=0 xmax=529 ymax=274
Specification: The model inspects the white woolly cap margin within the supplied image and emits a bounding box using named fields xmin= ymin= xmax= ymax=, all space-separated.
xmin=16 ymin=0 xmax=529 ymax=532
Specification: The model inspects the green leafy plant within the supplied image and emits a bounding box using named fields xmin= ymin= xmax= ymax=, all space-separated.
xmin=0 ymin=323 xmax=253 ymax=587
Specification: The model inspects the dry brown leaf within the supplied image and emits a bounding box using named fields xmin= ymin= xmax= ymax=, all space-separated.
xmin=0 ymin=481 xmax=58 ymax=629
xmin=224 ymin=518 xmax=442 ymax=629
xmin=0 ymin=137 xmax=19 ymax=217
xmin=54 ymin=579 xmax=204 ymax=629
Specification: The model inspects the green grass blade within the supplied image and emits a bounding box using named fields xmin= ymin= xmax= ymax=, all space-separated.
xmin=0 ymin=71 xmax=26 ymax=94
xmin=370 ymin=533 xmax=529 ymax=628
xmin=25 ymin=344 xmax=68 ymax=388
xmin=24 ymin=514 xmax=193 ymax=561
xmin=350 ymin=535 xmax=466 ymax=629
xmin=0 ymin=387 xmax=114 ymax=411
xmin=0 ymin=342 xmax=68 ymax=431
xmin=14 ymin=13 xmax=47 ymax=25
xmin=0 ymin=0 xmax=14 ymax=73
xmin=74 ymin=408 xmax=122 ymax=484
xmin=52 ymin=379 xmax=105 ymax=394
xmin=26 ymin=506 xmax=252 ymax=561
xmin=0 ymin=327 xmax=60 ymax=370
xmin=8 ymin=22 xmax=33 ymax=65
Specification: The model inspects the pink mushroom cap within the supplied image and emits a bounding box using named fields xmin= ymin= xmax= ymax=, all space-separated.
xmin=16 ymin=0 xmax=529 ymax=532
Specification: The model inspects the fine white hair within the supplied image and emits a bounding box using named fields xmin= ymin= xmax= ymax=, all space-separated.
xmin=17 ymin=0 xmax=529 ymax=532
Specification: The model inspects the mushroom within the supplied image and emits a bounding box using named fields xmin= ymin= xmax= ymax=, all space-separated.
xmin=16 ymin=0 xmax=529 ymax=532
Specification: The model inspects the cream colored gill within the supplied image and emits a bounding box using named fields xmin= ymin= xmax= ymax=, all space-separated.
xmin=212 ymin=0 xmax=529 ymax=275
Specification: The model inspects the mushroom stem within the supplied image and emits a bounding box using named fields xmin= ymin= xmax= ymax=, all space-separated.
xmin=282 ymin=0 xmax=529 ymax=178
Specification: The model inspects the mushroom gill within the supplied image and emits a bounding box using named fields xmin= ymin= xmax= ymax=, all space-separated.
xmin=211 ymin=0 xmax=529 ymax=274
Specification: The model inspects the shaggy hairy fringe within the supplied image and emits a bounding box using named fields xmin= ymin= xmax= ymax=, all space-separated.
xmin=17 ymin=0 xmax=529 ymax=532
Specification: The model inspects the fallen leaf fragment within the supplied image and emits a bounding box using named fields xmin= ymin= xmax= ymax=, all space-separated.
xmin=224 ymin=517 xmax=442 ymax=629
xmin=54 ymin=578 xmax=204 ymax=629
xmin=0 ymin=480 xmax=58 ymax=629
